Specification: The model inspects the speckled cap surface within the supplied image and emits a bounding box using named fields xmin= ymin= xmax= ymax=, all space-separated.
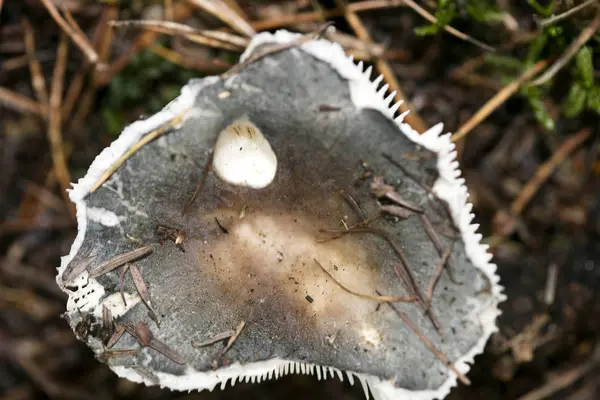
xmin=56 ymin=30 xmax=504 ymax=400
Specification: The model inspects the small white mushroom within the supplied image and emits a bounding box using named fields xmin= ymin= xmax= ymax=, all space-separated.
xmin=212 ymin=115 xmax=277 ymax=189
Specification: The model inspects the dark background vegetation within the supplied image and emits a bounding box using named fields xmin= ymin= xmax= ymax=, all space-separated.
xmin=1 ymin=1 xmax=599 ymax=399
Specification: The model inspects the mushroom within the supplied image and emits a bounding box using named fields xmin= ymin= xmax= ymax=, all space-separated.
xmin=56 ymin=29 xmax=504 ymax=400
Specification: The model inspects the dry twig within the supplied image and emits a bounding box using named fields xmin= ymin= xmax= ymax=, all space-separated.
xmin=314 ymin=259 xmax=416 ymax=303
xmin=39 ymin=0 xmax=99 ymax=64
xmin=0 ymin=87 xmax=46 ymax=118
xmin=186 ymin=0 xmax=255 ymax=37
xmin=451 ymin=59 xmax=549 ymax=143
xmin=511 ymin=128 xmax=591 ymax=216
xmin=531 ymin=11 xmax=600 ymax=86
xmin=22 ymin=18 xmax=48 ymax=105
xmin=48 ymin=33 xmax=75 ymax=218
xmin=109 ymin=20 xmax=248 ymax=51
xmin=212 ymin=320 xmax=246 ymax=368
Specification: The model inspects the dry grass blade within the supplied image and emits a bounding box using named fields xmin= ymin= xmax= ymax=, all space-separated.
xmin=119 ymin=263 xmax=130 ymax=306
xmin=149 ymin=339 xmax=186 ymax=364
xmin=129 ymin=264 xmax=161 ymax=326
xmin=451 ymin=59 xmax=549 ymax=143
xmin=192 ymin=330 xmax=234 ymax=348
xmin=0 ymin=87 xmax=47 ymax=118
xmin=22 ymin=18 xmax=48 ymax=105
xmin=89 ymin=246 xmax=153 ymax=278
xmin=90 ymin=110 xmax=189 ymax=193
xmin=39 ymin=0 xmax=98 ymax=64
xmin=186 ymin=0 xmax=255 ymax=37
xmin=102 ymin=305 xmax=113 ymax=335
xmin=250 ymin=9 xmax=342 ymax=31
xmin=100 ymin=349 xmax=140 ymax=360
xmin=339 ymin=190 xmax=366 ymax=222
xmin=109 ymin=20 xmax=248 ymax=51
xmin=426 ymin=243 xmax=454 ymax=302
xmin=380 ymin=291 xmax=471 ymax=385
xmin=530 ymin=12 xmax=600 ymax=86
xmin=63 ymin=5 xmax=117 ymax=120
xmin=419 ymin=214 xmax=459 ymax=284
xmin=314 ymin=259 xmax=416 ymax=303
xmin=212 ymin=320 xmax=246 ymax=368
xmin=511 ymin=128 xmax=591 ymax=216
xmin=48 ymin=33 xmax=75 ymax=219
xmin=149 ymin=44 xmax=231 ymax=72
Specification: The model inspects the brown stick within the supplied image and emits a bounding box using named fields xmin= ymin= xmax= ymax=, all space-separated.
xmin=426 ymin=243 xmax=454 ymax=302
xmin=212 ymin=320 xmax=246 ymax=368
xmin=0 ymin=87 xmax=46 ymax=118
xmin=314 ymin=259 xmax=416 ymax=303
xmin=185 ymin=0 xmax=255 ymax=37
xmin=451 ymin=59 xmax=549 ymax=143
xmin=511 ymin=129 xmax=591 ymax=216
xmin=530 ymin=12 xmax=600 ymax=86
xmin=22 ymin=18 xmax=48 ymax=105
xmin=39 ymin=0 xmax=98 ymax=64
xmin=48 ymin=33 xmax=76 ymax=219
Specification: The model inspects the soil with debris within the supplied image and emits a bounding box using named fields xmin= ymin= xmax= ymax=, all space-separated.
xmin=1 ymin=1 xmax=598 ymax=400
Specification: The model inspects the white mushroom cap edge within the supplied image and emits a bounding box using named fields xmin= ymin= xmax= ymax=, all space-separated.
xmin=56 ymin=29 xmax=505 ymax=400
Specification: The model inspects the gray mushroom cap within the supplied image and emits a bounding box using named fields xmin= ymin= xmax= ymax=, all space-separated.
xmin=57 ymin=30 xmax=504 ymax=400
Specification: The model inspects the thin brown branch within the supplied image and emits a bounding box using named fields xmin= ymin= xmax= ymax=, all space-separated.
xmin=451 ymin=59 xmax=549 ymax=143
xmin=192 ymin=330 xmax=234 ymax=348
xmin=530 ymin=12 xmax=600 ymax=86
xmin=212 ymin=320 xmax=246 ymax=368
xmin=149 ymin=44 xmax=231 ymax=72
xmin=109 ymin=20 xmax=248 ymax=51
xmin=518 ymin=346 xmax=600 ymax=400
xmin=426 ymin=243 xmax=454 ymax=302
xmin=186 ymin=0 xmax=255 ymax=37
xmin=129 ymin=264 xmax=161 ymax=326
xmin=39 ymin=0 xmax=98 ymax=64
xmin=63 ymin=5 xmax=117 ymax=120
xmin=0 ymin=87 xmax=46 ymax=118
xmin=511 ymin=129 xmax=591 ymax=215
xmin=22 ymin=18 xmax=48 ymax=105
xmin=379 ymin=291 xmax=471 ymax=385
xmin=250 ymin=10 xmax=342 ymax=31
xmin=314 ymin=259 xmax=417 ymax=303
xmin=96 ymin=2 xmax=193 ymax=87
xmin=48 ymin=33 xmax=75 ymax=219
